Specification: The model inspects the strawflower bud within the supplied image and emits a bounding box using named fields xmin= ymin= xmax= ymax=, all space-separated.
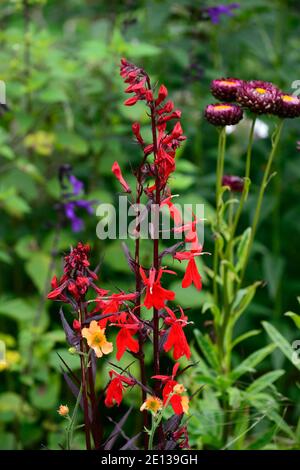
xmin=222 ymin=175 xmax=244 ymax=192
xmin=211 ymin=77 xmax=243 ymax=102
xmin=275 ymin=93 xmax=300 ymax=118
xmin=205 ymin=103 xmax=243 ymax=126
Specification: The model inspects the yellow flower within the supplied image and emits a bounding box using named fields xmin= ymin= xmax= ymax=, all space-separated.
xmin=57 ymin=404 xmax=69 ymax=416
xmin=181 ymin=396 xmax=189 ymax=415
xmin=140 ymin=396 xmax=163 ymax=415
xmin=173 ymin=383 xmax=185 ymax=394
xmin=81 ymin=320 xmax=113 ymax=358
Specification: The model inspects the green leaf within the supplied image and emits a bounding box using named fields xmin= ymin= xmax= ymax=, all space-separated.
xmin=232 ymin=281 xmax=261 ymax=320
xmin=285 ymin=311 xmax=300 ymax=329
xmin=235 ymin=228 xmax=252 ymax=273
xmin=29 ymin=374 xmax=60 ymax=410
xmin=194 ymin=329 xmax=220 ymax=371
xmin=231 ymin=329 xmax=261 ymax=350
xmin=229 ymin=344 xmax=276 ymax=382
xmin=227 ymin=387 xmax=241 ymax=409
xmin=262 ymin=321 xmax=300 ymax=371
xmin=0 ymin=298 xmax=34 ymax=322
xmin=25 ymin=252 xmax=51 ymax=293
xmin=246 ymin=370 xmax=285 ymax=394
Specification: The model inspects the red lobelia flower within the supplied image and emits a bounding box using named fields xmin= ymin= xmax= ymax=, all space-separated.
xmin=104 ymin=370 xmax=135 ymax=407
xmin=174 ymin=251 xmax=202 ymax=290
xmin=113 ymin=313 xmax=140 ymax=360
xmin=140 ymin=267 xmax=176 ymax=310
xmin=112 ymin=161 xmax=131 ymax=193
xmin=153 ymin=363 xmax=189 ymax=415
xmin=163 ymin=306 xmax=191 ymax=360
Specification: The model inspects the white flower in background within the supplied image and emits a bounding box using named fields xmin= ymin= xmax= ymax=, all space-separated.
xmin=226 ymin=118 xmax=269 ymax=139
xmin=254 ymin=119 xmax=269 ymax=139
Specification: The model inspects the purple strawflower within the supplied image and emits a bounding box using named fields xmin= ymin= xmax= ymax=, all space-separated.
xmin=205 ymin=3 xmax=240 ymax=24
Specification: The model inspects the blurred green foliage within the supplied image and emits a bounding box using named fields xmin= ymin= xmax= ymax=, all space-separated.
xmin=0 ymin=0 xmax=300 ymax=449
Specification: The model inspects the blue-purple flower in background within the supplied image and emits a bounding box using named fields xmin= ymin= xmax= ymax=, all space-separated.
xmin=205 ymin=3 xmax=239 ymax=24
xmin=58 ymin=165 xmax=95 ymax=233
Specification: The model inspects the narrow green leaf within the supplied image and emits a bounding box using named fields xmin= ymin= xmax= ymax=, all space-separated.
xmin=262 ymin=321 xmax=300 ymax=371
xmin=229 ymin=344 xmax=276 ymax=382
xmin=235 ymin=227 xmax=252 ymax=273
xmin=194 ymin=329 xmax=220 ymax=371
xmin=231 ymin=329 xmax=261 ymax=350
xmin=246 ymin=370 xmax=284 ymax=394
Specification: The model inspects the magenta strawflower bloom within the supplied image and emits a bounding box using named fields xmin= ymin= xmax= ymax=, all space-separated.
xmin=236 ymin=80 xmax=280 ymax=114
xmin=204 ymin=103 xmax=243 ymax=126
xmin=211 ymin=78 xmax=243 ymax=102
xmin=275 ymin=93 xmax=300 ymax=118
xmin=222 ymin=175 xmax=244 ymax=192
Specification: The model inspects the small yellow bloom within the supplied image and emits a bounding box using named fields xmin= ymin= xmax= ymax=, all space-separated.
xmin=173 ymin=383 xmax=185 ymax=394
xmin=181 ymin=396 xmax=189 ymax=415
xmin=140 ymin=396 xmax=163 ymax=415
xmin=58 ymin=404 xmax=69 ymax=416
xmin=81 ymin=320 xmax=113 ymax=358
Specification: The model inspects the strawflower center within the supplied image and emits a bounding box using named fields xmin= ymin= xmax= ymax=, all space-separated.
xmin=255 ymin=87 xmax=267 ymax=95
xmin=282 ymin=94 xmax=298 ymax=103
xmin=214 ymin=104 xmax=232 ymax=111
xmin=218 ymin=80 xmax=237 ymax=87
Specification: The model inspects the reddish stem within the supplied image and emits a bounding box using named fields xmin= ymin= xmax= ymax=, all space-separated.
xmin=79 ymin=304 xmax=92 ymax=450
xmin=148 ymin=78 xmax=165 ymax=447
xmin=135 ymin=167 xmax=149 ymax=448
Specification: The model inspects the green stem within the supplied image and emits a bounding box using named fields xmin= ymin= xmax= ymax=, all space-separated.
xmin=213 ymin=127 xmax=227 ymax=305
xmin=66 ymin=384 xmax=83 ymax=450
xmin=240 ymin=120 xmax=284 ymax=285
xmin=230 ymin=117 xmax=256 ymax=243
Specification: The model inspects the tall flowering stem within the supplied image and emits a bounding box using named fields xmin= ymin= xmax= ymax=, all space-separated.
xmin=50 ymin=60 xmax=201 ymax=450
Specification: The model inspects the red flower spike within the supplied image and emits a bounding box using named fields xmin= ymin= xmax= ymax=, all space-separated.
xmin=112 ymin=161 xmax=131 ymax=193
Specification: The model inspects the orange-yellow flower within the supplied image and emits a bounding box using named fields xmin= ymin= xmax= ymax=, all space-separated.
xmin=57 ymin=404 xmax=69 ymax=416
xmin=140 ymin=396 xmax=163 ymax=415
xmin=81 ymin=320 xmax=113 ymax=358
xmin=180 ymin=395 xmax=189 ymax=414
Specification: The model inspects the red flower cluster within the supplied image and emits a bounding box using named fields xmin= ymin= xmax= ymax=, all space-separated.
xmin=120 ymin=58 xmax=186 ymax=189
xmin=48 ymin=242 xmax=100 ymax=302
